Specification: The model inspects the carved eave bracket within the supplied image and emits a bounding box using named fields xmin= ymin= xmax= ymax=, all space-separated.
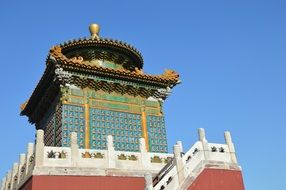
xmin=54 ymin=67 xmax=72 ymax=87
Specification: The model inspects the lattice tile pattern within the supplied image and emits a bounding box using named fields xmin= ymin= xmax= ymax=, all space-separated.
xmin=43 ymin=112 xmax=55 ymax=146
xmin=90 ymin=108 xmax=142 ymax=151
xmin=62 ymin=105 xmax=85 ymax=148
xmin=147 ymin=116 xmax=168 ymax=153
xmin=55 ymin=105 xmax=62 ymax=147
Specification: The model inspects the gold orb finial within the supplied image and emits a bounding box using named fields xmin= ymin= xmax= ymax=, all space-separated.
xmin=89 ymin=23 xmax=100 ymax=39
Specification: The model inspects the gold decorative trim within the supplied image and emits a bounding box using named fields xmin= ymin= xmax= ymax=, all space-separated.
xmin=141 ymin=109 xmax=149 ymax=151
xmin=84 ymin=103 xmax=90 ymax=149
xmin=62 ymin=101 xmax=161 ymax=116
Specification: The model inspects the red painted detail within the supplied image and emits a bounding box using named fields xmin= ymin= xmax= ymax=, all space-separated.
xmin=19 ymin=176 xmax=145 ymax=190
xmin=187 ymin=169 xmax=245 ymax=190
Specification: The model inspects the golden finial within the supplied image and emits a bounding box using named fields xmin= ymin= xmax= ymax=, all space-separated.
xmin=89 ymin=23 xmax=100 ymax=39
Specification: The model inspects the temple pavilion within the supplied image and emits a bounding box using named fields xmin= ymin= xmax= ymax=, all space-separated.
xmin=1 ymin=24 xmax=245 ymax=190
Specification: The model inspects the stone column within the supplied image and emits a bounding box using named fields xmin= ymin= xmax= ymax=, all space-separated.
xmin=174 ymin=144 xmax=185 ymax=185
xmin=140 ymin=138 xmax=149 ymax=169
xmin=17 ymin=154 xmax=26 ymax=185
xmin=35 ymin=130 xmax=44 ymax=167
xmin=224 ymin=131 xmax=238 ymax=164
xmin=198 ymin=128 xmax=209 ymax=160
xmin=144 ymin=173 xmax=153 ymax=190
xmin=70 ymin=132 xmax=79 ymax=167
xmin=107 ymin=135 xmax=115 ymax=168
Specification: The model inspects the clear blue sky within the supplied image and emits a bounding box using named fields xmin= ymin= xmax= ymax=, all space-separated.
xmin=0 ymin=1 xmax=285 ymax=189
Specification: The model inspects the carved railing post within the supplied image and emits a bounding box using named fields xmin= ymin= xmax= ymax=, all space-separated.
xmin=177 ymin=141 xmax=183 ymax=153
xmin=144 ymin=173 xmax=153 ymax=190
xmin=10 ymin=163 xmax=18 ymax=190
xmin=140 ymin=138 xmax=148 ymax=169
xmin=174 ymin=144 xmax=186 ymax=185
xmin=198 ymin=128 xmax=209 ymax=160
xmin=5 ymin=170 xmax=11 ymax=190
xmin=224 ymin=131 xmax=238 ymax=164
xmin=107 ymin=135 xmax=115 ymax=168
xmin=1 ymin=177 xmax=6 ymax=190
xmin=26 ymin=143 xmax=34 ymax=175
xmin=35 ymin=130 xmax=44 ymax=167
xmin=17 ymin=154 xmax=26 ymax=185
xmin=70 ymin=132 xmax=79 ymax=166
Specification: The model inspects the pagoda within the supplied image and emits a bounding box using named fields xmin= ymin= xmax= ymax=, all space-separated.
xmin=1 ymin=24 xmax=245 ymax=190
xmin=20 ymin=24 xmax=179 ymax=153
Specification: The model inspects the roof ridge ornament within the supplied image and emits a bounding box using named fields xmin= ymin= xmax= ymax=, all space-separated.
xmin=89 ymin=23 xmax=100 ymax=40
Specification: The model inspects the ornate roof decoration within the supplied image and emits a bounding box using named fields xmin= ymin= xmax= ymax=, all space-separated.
xmin=48 ymin=45 xmax=180 ymax=86
xmin=59 ymin=38 xmax=143 ymax=67
xmin=20 ymin=101 xmax=28 ymax=111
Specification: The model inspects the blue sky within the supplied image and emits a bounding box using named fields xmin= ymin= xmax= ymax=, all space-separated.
xmin=0 ymin=1 xmax=285 ymax=189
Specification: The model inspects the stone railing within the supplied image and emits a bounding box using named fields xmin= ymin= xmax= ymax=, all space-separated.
xmin=1 ymin=143 xmax=35 ymax=190
xmin=39 ymin=133 xmax=172 ymax=172
xmin=1 ymin=128 xmax=239 ymax=190
xmin=151 ymin=129 xmax=239 ymax=190
xmin=1 ymin=131 xmax=172 ymax=190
